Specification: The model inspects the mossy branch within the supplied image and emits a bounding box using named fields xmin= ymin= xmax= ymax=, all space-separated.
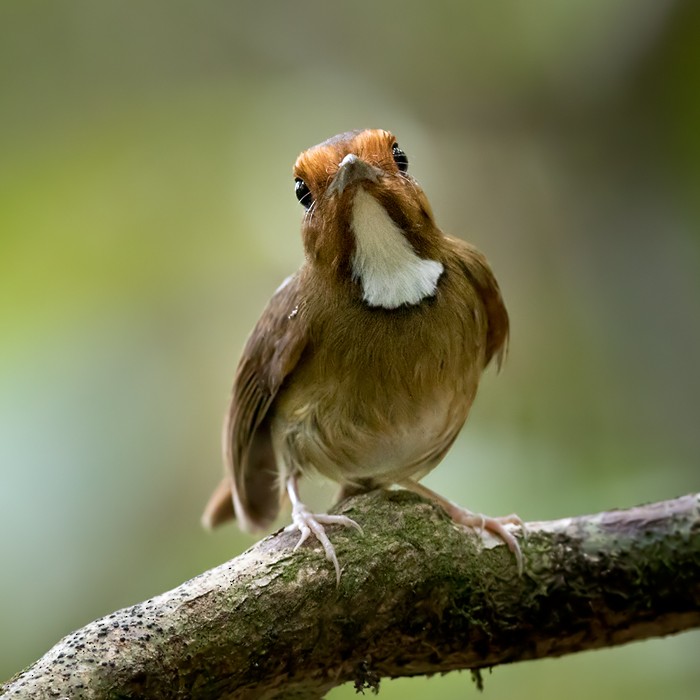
xmin=3 ymin=491 xmax=700 ymax=699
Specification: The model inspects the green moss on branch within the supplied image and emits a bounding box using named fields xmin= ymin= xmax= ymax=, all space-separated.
xmin=3 ymin=492 xmax=700 ymax=699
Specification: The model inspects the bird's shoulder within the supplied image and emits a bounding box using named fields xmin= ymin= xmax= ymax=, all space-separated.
xmin=442 ymin=234 xmax=510 ymax=369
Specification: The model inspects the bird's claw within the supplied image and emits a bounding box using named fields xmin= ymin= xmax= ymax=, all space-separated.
xmin=285 ymin=504 xmax=362 ymax=583
xmin=453 ymin=509 xmax=526 ymax=575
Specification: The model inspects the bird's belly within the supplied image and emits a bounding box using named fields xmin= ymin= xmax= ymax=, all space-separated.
xmin=271 ymin=386 xmax=470 ymax=487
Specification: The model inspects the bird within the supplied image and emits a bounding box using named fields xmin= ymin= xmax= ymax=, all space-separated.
xmin=202 ymin=128 xmax=523 ymax=581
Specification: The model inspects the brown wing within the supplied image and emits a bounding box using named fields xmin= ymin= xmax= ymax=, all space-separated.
xmin=202 ymin=273 xmax=308 ymax=532
xmin=447 ymin=236 xmax=510 ymax=369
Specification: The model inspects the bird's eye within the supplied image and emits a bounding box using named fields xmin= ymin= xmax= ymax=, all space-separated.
xmin=294 ymin=178 xmax=313 ymax=209
xmin=392 ymin=143 xmax=409 ymax=173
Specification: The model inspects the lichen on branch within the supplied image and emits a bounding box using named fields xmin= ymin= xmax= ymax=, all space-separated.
xmin=3 ymin=491 xmax=699 ymax=699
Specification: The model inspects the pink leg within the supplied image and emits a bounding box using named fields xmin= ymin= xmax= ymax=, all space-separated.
xmin=401 ymin=479 xmax=525 ymax=574
xmin=284 ymin=474 xmax=363 ymax=583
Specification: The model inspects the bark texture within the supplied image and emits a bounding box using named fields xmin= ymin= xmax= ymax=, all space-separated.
xmin=3 ymin=491 xmax=700 ymax=699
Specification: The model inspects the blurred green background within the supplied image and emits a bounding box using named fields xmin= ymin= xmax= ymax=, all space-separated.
xmin=1 ymin=0 xmax=699 ymax=696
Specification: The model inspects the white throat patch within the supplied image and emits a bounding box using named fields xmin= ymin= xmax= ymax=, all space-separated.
xmin=350 ymin=188 xmax=444 ymax=309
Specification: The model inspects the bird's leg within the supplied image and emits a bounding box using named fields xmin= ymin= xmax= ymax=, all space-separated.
xmin=284 ymin=474 xmax=363 ymax=583
xmin=400 ymin=479 xmax=525 ymax=574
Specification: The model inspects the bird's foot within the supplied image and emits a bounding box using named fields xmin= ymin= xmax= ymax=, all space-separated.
xmin=284 ymin=502 xmax=363 ymax=583
xmin=449 ymin=507 xmax=525 ymax=575
xmin=400 ymin=479 xmax=526 ymax=574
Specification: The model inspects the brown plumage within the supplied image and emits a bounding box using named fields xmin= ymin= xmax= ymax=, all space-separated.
xmin=202 ymin=129 xmax=521 ymax=580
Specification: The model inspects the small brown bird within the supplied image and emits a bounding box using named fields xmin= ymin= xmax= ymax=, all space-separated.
xmin=202 ymin=129 xmax=522 ymax=580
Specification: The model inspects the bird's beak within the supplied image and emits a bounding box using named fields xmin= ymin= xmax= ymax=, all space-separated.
xmin=328 ymin=154 xmax=382 ymax=196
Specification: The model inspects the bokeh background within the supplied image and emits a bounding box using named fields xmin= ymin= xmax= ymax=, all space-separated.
xmin=1 ymin=1 xmax=699 ymax=697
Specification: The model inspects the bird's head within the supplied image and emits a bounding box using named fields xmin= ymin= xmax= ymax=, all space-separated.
xmin=292 ymin=129 xmax=444 ymax=309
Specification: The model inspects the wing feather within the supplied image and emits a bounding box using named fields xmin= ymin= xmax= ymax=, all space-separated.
xmin=447 ymin=236 xmax=510 ymax=369
xmin=203 ymin=273 xmax=308 ymax=531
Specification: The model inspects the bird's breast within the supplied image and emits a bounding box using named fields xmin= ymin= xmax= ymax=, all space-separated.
xmin=270 ymin=268 xmax=486 ymax=486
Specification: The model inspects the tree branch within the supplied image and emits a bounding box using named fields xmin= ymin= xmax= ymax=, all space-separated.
xmin=3 ymin=491 xmax=699 ymax=699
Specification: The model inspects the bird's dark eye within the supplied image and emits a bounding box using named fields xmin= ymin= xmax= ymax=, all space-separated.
xmin=392 ymin=143 xmax=409 ymax=173
xmin=294 ymin=178 xmax=313 ymax=209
